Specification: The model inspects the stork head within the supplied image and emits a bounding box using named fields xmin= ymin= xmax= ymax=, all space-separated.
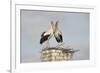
xmin=50 ymin=21 xmax=55 ymax=32
xmin=53 ymin=20 xmax=59 ymax=32
xmin=55 ymin=21 xmax=59 ymax=28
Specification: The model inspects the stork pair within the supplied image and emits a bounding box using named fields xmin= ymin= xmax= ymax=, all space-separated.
xmin=40 ymin=21 xmax=63 ymax=48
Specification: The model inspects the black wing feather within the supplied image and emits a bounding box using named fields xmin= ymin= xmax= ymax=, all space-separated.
xmin=54 ymin=34 xmax=63 ymax=43
xmin=40 ymin=34 xmax=50 ymax=44
xmin=41 ymin=32 xmax=46 ymax=37
xmin=59 ymin=34 xmax=63 ymax=42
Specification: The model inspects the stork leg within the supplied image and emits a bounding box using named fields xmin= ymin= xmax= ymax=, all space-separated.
xmin=46 ymin=40 xmax=50 ymax=48
xmin=56 ymin=43 xmax=60 ymax=48
xmin=56 ymin=43 xmax=63 ymax=48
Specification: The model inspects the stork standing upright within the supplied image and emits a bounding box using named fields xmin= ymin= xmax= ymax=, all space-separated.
xmin=40 ymin=21 xmax=55 ymax=48
xmin=53 ymin=21 xmax=63 ymax=47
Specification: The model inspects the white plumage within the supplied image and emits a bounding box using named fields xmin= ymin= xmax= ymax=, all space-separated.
xmin=53 ymin=21 xmax=63 ymax=46
xmin=40 ymin=21 xmax=63 ymax=48
xmin=40 ymin=21 xmax=54 ymax=48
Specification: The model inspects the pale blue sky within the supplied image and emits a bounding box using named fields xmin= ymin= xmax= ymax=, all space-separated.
xmin=20 ymin=9 xmax=89 ymax=63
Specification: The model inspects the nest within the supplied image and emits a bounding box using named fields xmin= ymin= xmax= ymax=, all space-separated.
xmin=41 ymin=47 xmax=79 ymax=62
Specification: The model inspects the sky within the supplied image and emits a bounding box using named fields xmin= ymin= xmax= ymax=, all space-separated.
xmin=20 ymin=9 xmax=89 ymax=63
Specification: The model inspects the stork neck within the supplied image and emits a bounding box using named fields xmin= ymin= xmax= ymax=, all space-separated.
xmin=55 ymin=24 xmax=59 ymax=32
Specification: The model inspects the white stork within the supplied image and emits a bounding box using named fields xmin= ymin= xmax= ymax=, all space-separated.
xmin=40 ymin=21 xmax=55 ymax=48
xmin=54 ymin=21 xmax=63 ymax=47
